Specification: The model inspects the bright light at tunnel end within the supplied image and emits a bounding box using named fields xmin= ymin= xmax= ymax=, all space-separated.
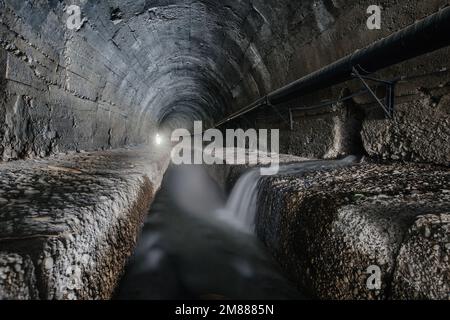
xmin=155 ymin=133 xmax=163 ymax=146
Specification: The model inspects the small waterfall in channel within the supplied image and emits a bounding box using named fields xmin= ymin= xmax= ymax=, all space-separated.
xmin=217 ymin=169 xmax=262 ymax=233
xmin=217 ymin=155 xmax=359 ymax=234
xmin=116 ymin=156 xmax=359 ymax=299
xmin=116 ymin=164 xmax=302 ymax=300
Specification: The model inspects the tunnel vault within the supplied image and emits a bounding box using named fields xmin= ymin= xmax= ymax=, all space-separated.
xmin=0 ymin=0 xmax=449 ymax=301
xmin=0 ymin=0 xmax=285 ymax=159
xmin=1 ymin=0 xmax=449 ymax=164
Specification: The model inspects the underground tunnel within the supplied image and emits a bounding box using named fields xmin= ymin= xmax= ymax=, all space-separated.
xmin=0 ymin=0 xmax=449 ymax=305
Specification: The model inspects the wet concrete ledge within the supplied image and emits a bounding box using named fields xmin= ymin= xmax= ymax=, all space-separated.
xmin=0 ymin=148 xmax=170 ymax=300
xmin=255 ymin=161 xmax=450 ymax=300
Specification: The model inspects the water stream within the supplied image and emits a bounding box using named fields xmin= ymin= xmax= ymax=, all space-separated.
xmin=217 ymin=155 xmax=359 ymax=234
xmin=116 ymin=156 xmax=358 ymax=300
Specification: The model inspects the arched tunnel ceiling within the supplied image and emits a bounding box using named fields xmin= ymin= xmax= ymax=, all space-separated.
xmin=86 ymin=0 xmax=282 ymax=131
xmin=64 ymin=0 xmax=323 ymax=132
xmin=1 ymin=0 xmax=346 ymax=138
xmin=6 ymin=0 xmax=442 ymax=153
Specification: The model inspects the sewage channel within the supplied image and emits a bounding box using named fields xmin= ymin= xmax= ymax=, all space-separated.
xmin=115 ymin=156 xmax=358 ymax=300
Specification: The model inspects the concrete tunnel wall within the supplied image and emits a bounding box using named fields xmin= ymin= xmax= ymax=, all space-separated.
xmin=2 ymin=0 xmax=448 ymax=164
xmin=223 ymin=0 xmax=450 ymax=165
xmin=0 ymin=0 xmax=300 ymax=160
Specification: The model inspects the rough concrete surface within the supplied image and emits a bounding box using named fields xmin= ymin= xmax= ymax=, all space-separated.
xmin=0 ymin=147 xmax=170 ymax=300
xmin=0 ymin=252 xmax=39 ymax=299
xmin=256 ymin=161 xmax=450 ymax=299
xmin=362 ymin=96 xmax=450 ymax=164
xmin=392 ymin=213 xmax=450 ymax=300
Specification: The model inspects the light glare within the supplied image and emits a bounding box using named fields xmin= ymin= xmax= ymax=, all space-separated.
xmin=155 ymin=134 xmax=163 ymax=146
